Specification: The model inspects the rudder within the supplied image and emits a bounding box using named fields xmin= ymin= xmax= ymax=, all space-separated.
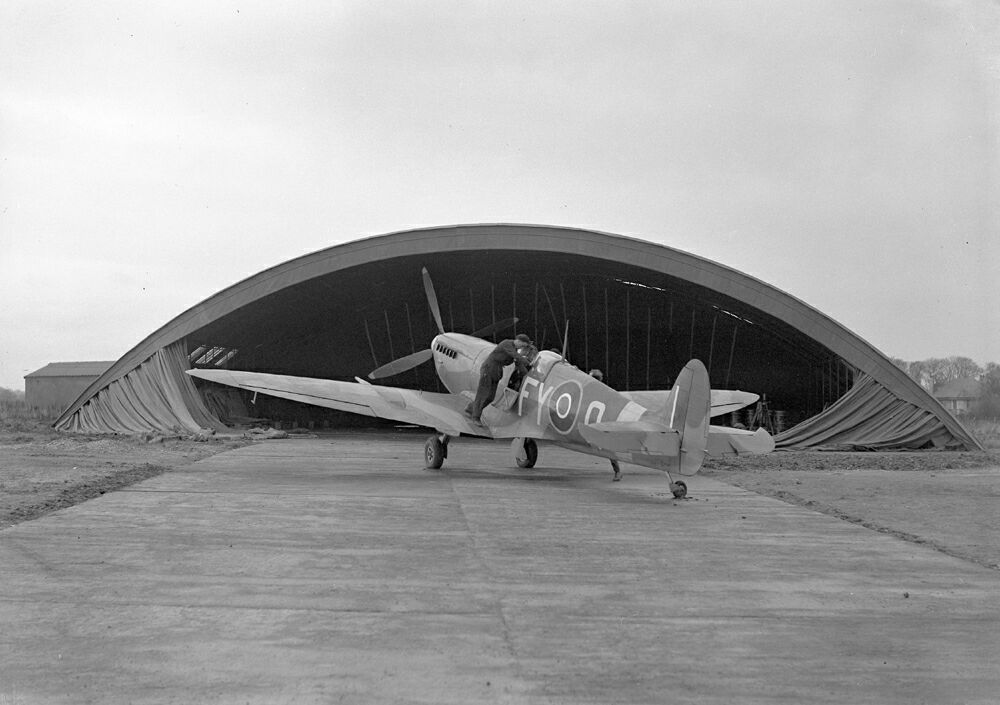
xmin=668 ymin=359 xmax=711 ymax=476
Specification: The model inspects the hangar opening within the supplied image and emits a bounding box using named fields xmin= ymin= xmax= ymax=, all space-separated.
xmin=186 ymin=251 xmax=850 ymax=428
xmin=54 ymin=225 xmax=981 ymax=451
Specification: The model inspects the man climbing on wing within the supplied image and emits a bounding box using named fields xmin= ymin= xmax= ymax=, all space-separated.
xmin=467 ymin=333 xmax=534 ymax=424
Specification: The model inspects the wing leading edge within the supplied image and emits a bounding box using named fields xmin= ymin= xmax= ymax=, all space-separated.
xmin=188 ymin=369 xmax=773 ymax=457
xmin=186 ymin=368 xmax=487 ymax=437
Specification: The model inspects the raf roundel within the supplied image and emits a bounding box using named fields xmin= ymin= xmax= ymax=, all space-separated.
xmin=547 ymin=380 xmax=583 ymax=435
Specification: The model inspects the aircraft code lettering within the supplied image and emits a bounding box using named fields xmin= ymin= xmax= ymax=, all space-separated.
xmin=519 ymin=377 xmax=604 ymax=435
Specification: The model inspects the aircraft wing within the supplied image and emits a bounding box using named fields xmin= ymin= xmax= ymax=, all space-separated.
xmin=620 ymin=389 xmax=759 ymax=418
xmin=186 ymin=369 xmax=488 ymax=437
xmin=706 ymin=425 xmax=774 ymax=457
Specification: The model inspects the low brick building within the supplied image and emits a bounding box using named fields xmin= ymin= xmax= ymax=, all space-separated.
xmin=24 ymin=361 xmax=116 ymax=414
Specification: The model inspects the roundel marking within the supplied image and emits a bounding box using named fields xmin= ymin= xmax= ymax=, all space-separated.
xmin=548 ymin=380 xmax=583 ymax=435
xmin=555 ymin=393 xmax=573 ymax=417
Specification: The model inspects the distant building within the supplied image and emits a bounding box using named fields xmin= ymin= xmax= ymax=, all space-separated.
xmin=24 ymin=361 xmax=116 ymax=414
xmin=933 ymin=378 xmax=981 ymax=416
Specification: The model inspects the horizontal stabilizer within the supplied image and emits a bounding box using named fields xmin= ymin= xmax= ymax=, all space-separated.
xmin=706 ymin=426 xmax=775 ymax=457
xmin=580 ymin=420 xmax=680 ymax=456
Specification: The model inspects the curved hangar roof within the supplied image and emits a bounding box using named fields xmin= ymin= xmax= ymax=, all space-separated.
xmin=56 ymin=224 xmax=980 ymax=451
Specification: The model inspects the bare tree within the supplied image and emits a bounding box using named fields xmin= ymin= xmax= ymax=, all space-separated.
xmin=945 ymin=356 xmax=982 ymax=381
xmin=888 ymin=357 xmax=910 ymax=373
xmin=974 ymin=363 xmax=1000 ymax=418
xmin=890 ymin=356 xmax=986 ymax=389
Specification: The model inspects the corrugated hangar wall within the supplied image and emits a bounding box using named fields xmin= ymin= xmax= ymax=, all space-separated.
xmin=54 ymin=225 xmax=981 ymax=451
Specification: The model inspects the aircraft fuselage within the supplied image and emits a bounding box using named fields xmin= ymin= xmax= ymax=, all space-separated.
xmin=431 ymin=334 xmax=655 ymax=447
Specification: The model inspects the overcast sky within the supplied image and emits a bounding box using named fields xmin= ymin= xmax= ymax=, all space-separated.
xmin=1 ymin=1 xmax=998 ymax=391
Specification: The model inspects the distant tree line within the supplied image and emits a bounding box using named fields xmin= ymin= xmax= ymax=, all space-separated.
xmin=889 ymin=356 xmax=1000 ymax=418
xmin=0 ymin=387 xmax=25 ymax=403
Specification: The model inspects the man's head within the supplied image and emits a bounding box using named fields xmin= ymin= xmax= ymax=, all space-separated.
xmin=589 ymin=369 xmax=604 ymax=381
xmin=514 ymin=333 xmax=533 ymax=349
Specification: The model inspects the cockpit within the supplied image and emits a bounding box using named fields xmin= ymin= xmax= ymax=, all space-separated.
xmin=530 ymin=350 xmax=564 ymax=379
xmin=497 ymin=349 xmax=564 ymax=403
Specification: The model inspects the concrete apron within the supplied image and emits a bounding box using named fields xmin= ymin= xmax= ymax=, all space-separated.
xmin=1 ymin=433 xmax=998 ymax=705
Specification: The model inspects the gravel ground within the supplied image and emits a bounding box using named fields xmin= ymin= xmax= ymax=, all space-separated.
xmin=0 ymin=426 xmax=250 ymax=527
xmin=701 ymin=449 xmax=1000 ymax=570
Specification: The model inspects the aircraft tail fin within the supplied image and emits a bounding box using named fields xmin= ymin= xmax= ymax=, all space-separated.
xmin=668 ymin=359 xmax=712 ymax=476
xmin=576 ymin=359 xmax=711 ymax=474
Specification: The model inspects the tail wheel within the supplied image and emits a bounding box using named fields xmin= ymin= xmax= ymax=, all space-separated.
xmin=670 ymin=480 xmax=688 ymax=499
xmin=424 ymin=436 xmax=445 ymax=469
xmin=516 ymin=438 xmax=538 ymax=468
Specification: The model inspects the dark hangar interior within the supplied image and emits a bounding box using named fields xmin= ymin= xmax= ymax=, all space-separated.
xmin=187 ymin=250 xmax=851 ymax=431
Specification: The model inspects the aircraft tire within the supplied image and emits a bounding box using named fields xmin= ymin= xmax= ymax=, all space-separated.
xmin=516 ymin=438 xmax=538 ymax=469
xmin=424 ymin=436 xmax=445 ymax=469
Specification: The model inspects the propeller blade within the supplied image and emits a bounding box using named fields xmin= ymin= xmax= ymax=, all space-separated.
xmin=422 ymin=267 xmax=445 ymax=334
xmin=561 ymin=319 xmax=570 ymax=359
xmin=368 ymin=349 xmax=433 ymax=380
xmin=471 ymin=317 xmax=519 ymax=339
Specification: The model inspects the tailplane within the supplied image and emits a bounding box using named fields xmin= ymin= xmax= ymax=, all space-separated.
xmin=576 ymin=359 xmax=714 ymax=478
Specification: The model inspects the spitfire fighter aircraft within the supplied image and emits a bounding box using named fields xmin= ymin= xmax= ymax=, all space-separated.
xmin=187 ymin=269 xmax=773 ymax=498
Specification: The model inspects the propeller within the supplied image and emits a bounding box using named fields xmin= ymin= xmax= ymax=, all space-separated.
xmin=471 ymin=317 xmax=518 ymax=339
xmin=422 ymin=267 xmax=444 ymax=335
xmin=369 ymin=349 xmax=433 ymax=380
xmin=367 ymin=267 xmax=442 ymax=379
xmin=367 ymin=269 xmax=517 ymax=380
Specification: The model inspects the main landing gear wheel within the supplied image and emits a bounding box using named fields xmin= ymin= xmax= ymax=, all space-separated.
xmin=670 ymin=480 xmax=688 ymax=499
xmin=516 ymin=438 xmax=538 ymax=469
xmin=424 ymin=435 xmax=448 ymax=469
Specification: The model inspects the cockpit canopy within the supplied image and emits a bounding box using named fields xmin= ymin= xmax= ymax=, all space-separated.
xmin=531 ymin=350 xmax=565 ymax=379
